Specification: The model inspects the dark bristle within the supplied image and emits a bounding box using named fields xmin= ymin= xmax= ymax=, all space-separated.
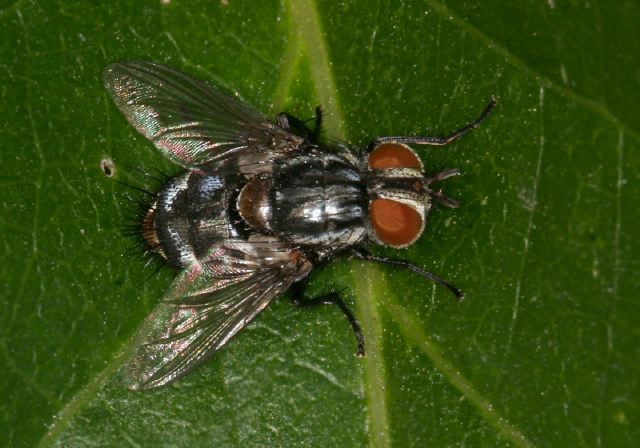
xmin=114 ymin=166 xmax=170 ymax=275
xmin=115 ymin=180 xmax=155 ymax=197
xmin=148 ymin=166 xmax=173 ymax=184
xmin=119 ymin=162 xmax=174 ymax=186
xmin=123 ymin=237 xmax=169 ymax=280
xmin=144 ymin=261 xmax=167 ymax=281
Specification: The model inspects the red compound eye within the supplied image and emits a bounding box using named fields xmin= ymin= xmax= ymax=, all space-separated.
xmin=368 ymin=143 xmax=422 ymax=170
xmin=370 ymin=198 xmax=423 ymax=247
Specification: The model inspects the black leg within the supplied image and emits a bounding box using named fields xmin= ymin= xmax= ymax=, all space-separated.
xmin=311 ymin=106 xmax=323 ymax=142
xmin=352 ymin=248 xmax=464 ymax=301
xmin=374 ymin=96 xmax=497 ymax=147
xmin=276 ymin=106 xmax=324 ymax=144
xmin=290 ymin=281 xmax=365 ymax=356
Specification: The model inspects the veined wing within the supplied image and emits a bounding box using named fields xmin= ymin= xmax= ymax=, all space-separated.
xmin=103 ymin=61 xmax=302 ymax=167
xmin=123 ymin=239 xmax=312 ymax=390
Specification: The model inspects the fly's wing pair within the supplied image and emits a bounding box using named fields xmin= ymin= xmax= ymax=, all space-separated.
xmin=125 ymin=240 xmax=313 ymax=390
xmin=103 ymin=61 xmax=312 ymax=389
xmin=102 ymin=61 xmax=303 ymax=168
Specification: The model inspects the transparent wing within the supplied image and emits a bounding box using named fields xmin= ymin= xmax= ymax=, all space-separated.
xmin=103 ymin=61 xmax=301 ymax=167
xmin=123 ymin=240 xmax=312 ymax=390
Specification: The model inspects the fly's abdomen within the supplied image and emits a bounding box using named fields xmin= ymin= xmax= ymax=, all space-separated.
xmin=147 ymin=171 xmax=248 ymax=267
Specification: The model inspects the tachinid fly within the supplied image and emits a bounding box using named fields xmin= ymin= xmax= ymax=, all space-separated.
xmin=103 ymin=61 xmax=496 ymax=390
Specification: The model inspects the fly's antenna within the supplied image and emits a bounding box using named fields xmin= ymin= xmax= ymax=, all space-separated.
xmin=424 ymin=168 xmax=461 ymax=208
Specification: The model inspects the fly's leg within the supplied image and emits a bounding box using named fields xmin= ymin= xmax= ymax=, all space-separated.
xmin=289 ymin=280 xmax=365 ymax=356
xmin=352 ymin=248 xmax=464 ymax=301
xmin=276 ymin=106 xmax=323 ymax=144
xmin=310 ymin=106 xmax=323 ymax=142
xmin=374 ymin=96 xmax=497 ymax=146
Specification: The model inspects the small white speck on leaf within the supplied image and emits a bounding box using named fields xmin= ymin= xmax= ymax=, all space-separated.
xmin=100 ymin=158 xmax=115 ymax=177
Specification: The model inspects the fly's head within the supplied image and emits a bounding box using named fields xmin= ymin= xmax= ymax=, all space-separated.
xmin=366 ymin=142 xmax=459 ymax=249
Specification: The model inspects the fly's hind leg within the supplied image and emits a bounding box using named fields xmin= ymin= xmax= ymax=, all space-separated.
xmin=289 ymin=280 xmax=365 ymax=356
xmin=276 ymin=106 xmax=323 ymax=144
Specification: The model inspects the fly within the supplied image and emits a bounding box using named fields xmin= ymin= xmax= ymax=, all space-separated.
xmin=103 ymin=61 xmax=497 ymax=390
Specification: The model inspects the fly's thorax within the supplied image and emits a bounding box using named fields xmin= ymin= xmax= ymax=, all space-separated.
xmin=365 ymin=143 xmax=430 ymax=248
xmin=237 ymin=151 xmax=368 ymax=248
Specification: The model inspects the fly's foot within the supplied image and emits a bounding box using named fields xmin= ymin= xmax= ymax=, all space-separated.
xmin=290 ymin=284 xmax=365 ymax=357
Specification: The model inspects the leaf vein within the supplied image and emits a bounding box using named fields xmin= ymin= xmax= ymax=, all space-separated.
xmin=283 ymin=1 xmax=388 ymax=446
xmin=421 ymin=0 xmax=640 ymax=140
xmin=384 ymin=299 xmax=536 ymax=448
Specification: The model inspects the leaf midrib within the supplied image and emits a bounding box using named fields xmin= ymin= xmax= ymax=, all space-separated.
xmin=283 ymin=1 xmax=392 ymax=446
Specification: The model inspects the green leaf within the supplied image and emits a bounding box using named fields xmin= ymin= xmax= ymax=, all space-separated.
xmin=1 ymin=0 xmax=638 ymax=446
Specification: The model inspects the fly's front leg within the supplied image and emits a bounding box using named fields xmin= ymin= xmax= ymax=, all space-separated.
xmin=352 ymin=248 xmax=464 ymax=301
xmin=374 ymin=96 xmax=498 ymax=147
xmin=289 ymin=280 xmax=365 ymax=356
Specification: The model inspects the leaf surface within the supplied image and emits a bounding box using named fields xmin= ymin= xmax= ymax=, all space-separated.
xmin=0 ymin=0 xmax=638 ymax=446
